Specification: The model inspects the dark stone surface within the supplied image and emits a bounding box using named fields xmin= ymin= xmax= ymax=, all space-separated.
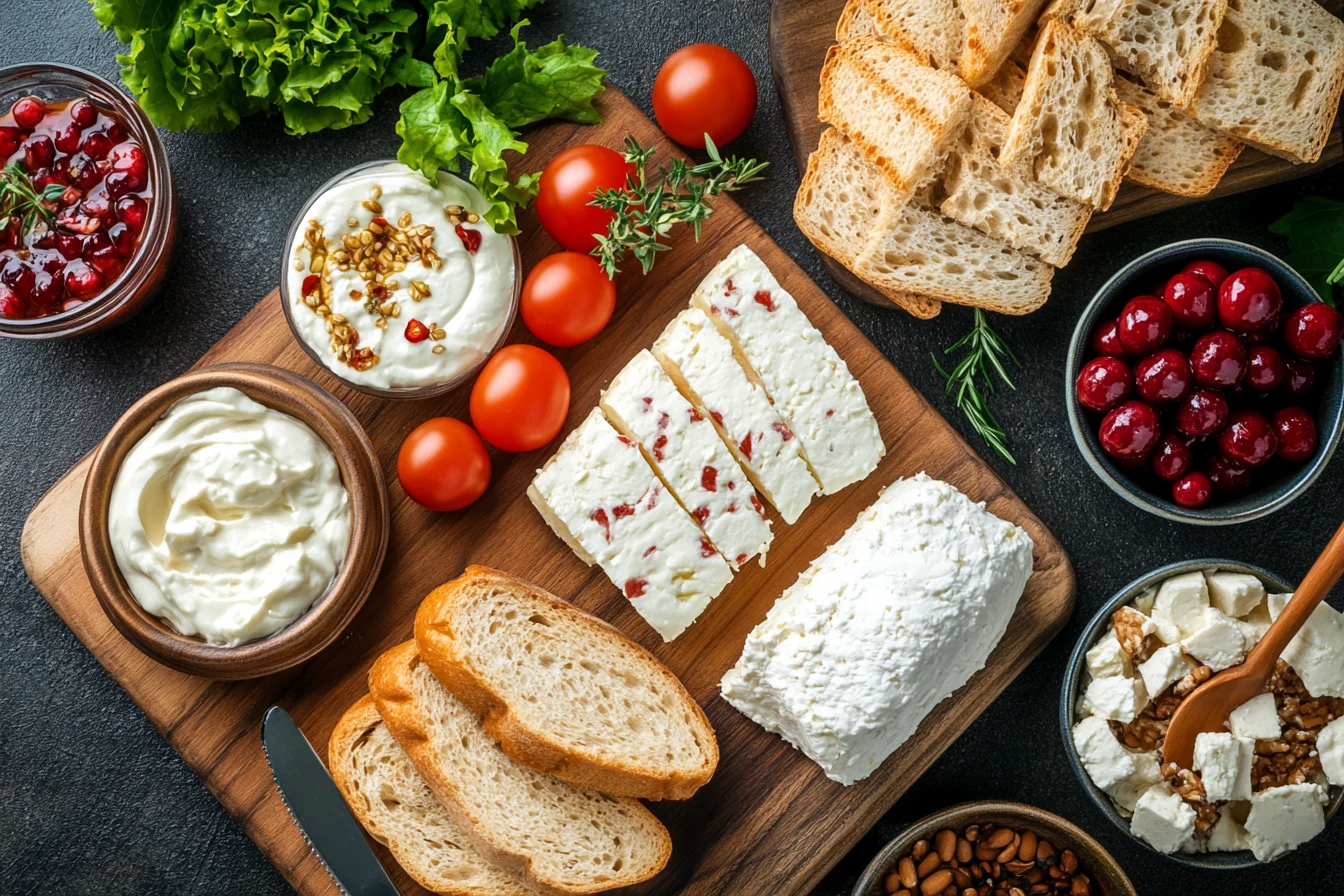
xmin=1 ymin=2 xmax=1340 ymax=894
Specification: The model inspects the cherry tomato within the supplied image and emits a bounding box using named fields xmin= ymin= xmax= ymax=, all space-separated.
xmin=521 ymin=252 xmax=617 ymax=347
xmin=653 ymin=44 xmax=757 ymax=148
xmin=470 ymin=345 xmax=571 ymax=452
xmin=397 ymin=417 xmax=492 ymax=512
xmin=536 ymin=145 xmax=635 ymax=252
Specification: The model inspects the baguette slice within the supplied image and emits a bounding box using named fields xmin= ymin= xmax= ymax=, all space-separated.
xmin=863 ymin=0 xmax=967 ymax=71
xmin=1114 ymin=76 xmax=1244 ymax=197
xmin=370 ymin=641 xmax=672 ymax=895
xmin=328 ymin=696 xmax=537 ymax=896
xmin=1000 ymin=19 xmax=1148 ymax=210
xmin=957 ymin=0 xmax=1052 ymax=87
xmin=1189 ymin=0 xmax=1344 ymax=164
xmin=414 ymin=566 xmax=718 ymax=801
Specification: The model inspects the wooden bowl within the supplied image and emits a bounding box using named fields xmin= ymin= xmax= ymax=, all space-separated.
xmin=79 ymin=363 xmax=389 ymax=679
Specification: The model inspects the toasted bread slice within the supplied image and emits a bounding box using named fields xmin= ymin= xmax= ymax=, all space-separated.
xmin=837 ymin=0 xmax=880 ymax=39
xmin=1189 ymin=0 xmax=1344 ymax=164
xmin=414 ymin=566 xmax=718 ymax=801
xmin=1114 ymin=75 xmax=1244 ymax=197
xmin=957 ymin=0 xmax=1052 ymax=87
xmin=1000 ymin=19 xmax=1148 ymax=210
xmin=980 ymin=58 xmax=1029 ymax=112
xmin=940 ymin=94 xmax=1093 ymax=265
xmin=370 ymin=642 xmax=671 ymax=895
xmin=328 ymin=696 xmax=537 ymax=896
xmin=863 ymin=0 xmax=967 ymax=71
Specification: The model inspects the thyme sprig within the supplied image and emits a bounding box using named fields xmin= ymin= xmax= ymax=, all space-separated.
xmin=933 ymin=309 xmax=1020 ymax=464
xmin=0 ymin=163 xmax=62 ymax=237
xmin=589 ymin=135 xmax=768 ymax=277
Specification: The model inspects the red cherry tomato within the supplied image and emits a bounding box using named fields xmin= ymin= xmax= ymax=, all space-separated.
xmin=521 ymin=252 xmax=617 ymax=347
xmin=470 ymin=345 xmax=571 ymax=452
xmin=397 ymin=418 xmax=492 ymax=512
xmin=653 ymin=44 xmax=758 ymax=148
xmin=536 ymin=145 xmax=636 ymax=253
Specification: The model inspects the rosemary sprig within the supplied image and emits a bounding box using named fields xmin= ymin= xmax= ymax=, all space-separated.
xmin=589 ymin=135 xmax=768 ymax=276
xmin=933 ymin=308 xmax=1021 ymax=464
xmin=0 ymin=163 xmax=62 ymax=236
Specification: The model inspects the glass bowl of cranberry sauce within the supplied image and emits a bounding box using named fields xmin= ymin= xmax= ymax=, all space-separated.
xmin=0 ymin=63 xmax=176 ymax=339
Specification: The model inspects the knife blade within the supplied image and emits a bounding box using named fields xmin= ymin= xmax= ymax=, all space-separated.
xmin=262 ymin=706 xmax=402 ymax=896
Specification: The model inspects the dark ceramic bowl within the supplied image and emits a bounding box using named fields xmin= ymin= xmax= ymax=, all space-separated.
xmin=1060 ymin=559 xmax=1344 ymax=869
xmin=1066 ymin=239 xmax=1344 ymax=525
xmin=852 ymin=801 xmax=1137 ymax=896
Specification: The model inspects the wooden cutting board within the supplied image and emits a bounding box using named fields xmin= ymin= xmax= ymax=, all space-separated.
xmin=769 ymin=0 xmax=1344 ymax=308
xmin=20 ymin=89 xmax=1075 ymax=896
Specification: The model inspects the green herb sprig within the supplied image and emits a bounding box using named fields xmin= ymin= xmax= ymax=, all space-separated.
xmin=590 ymin=135 xmax=768 ymax=277
xmin=933 ymin=309 xmax=1020 ymax=464
xmin=0 ymin=163 xmax=63 ymax=237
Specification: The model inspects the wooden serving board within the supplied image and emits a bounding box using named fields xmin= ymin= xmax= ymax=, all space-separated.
xmin=21 ymin=90 xmax=1075 ymax=896
xmin=769 ymin=0 xmax=1344 ymax=307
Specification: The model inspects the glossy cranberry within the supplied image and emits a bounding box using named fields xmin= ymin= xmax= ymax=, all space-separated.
xmin=0 ymin=125 xmax=22 ymax=159
xmin=1091 ymin=318 xmax=1126 ymax=357
xmin=1268 ymin=408 xmax=1316 ymax=463
xmin=56 ymin=233 xmax=83 ymax=259
xmin=1218 ymin=267 xmax=1282 ymax=334
xmin=1191 ymin=331 xmax=1248 ymax=388
xmin=81 ymin=195 xmax=111 ymax=221
xmin=1280 ymin=357 xmax=1316 ymax=400
xmin=63 ymin=261 xmax=103 ymax=298
xmin=111 ymin=142 xmax=146 ymax=178
xmin=1206 ymin=454 xmax=1253 ymax=495
xmin=0 ymin=285 xmax=23 ymax=318
xmin=80 ymin=131 xmax=112 ymax=161
xmin=1076 ymin=356 xmax=1133 ymax=413
xmin=1163 ymin=272 xmax=1216 ymax=330
xmin=1218 ymin=409 xmax=1279 ymax=467
xmin=114 ymin=195 xmax=147 ymax=233
xmin=1151 ymin=431 xmax=1193 ymax=481
xmin=55 ymin=122 xmax=82 ymax=154
xmin=85 ymin=246 xmax=123 ymax=279
xmin=1134 ymin=349 xmax=1192 ymax=404
xmin=1098 ymin=400 xmax=1160 ymax=465
xmin=1182 ymin=260 xmax=1230 ymax=290
xmin=39 ymin=254 xmax=64 ymax=276
xmin=82 ymin=231 xmax=111 ymax=256
xmin=29 ymin=271 xmax=60 ymax=307
xmin=2 ymin=262 xmax=35 ymax=298
xmin=10 ymin=96 xmax=44 ymax=129
xmin=106 ymin=222 xmax=134 ymax=257
xmin=100 ymin=121 xmax=127 ymax=145
xmin=105 ymin=169 xmax=144 ymax=198
xmin=1118 ymin=296 xmax=1173 ymax=355
xmin=1172 ymin=472 xmax=1214 ymax=508
xmin=1245 ymin=344 xmax=1287 ymax=391
xmin=1284 ymin=303 xmax=1343 ymax=360
xmin=22 ymin=135 xmax=54 ymax=172
xmin=73 ymin=159 xmax=102 ymax=190
xmin=70 ymin=99 xmax=98 ymax=128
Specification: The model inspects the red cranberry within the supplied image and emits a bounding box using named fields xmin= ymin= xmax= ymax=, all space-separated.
xmin=0 ymin=285 xmax=23 ymax=318
xmin=64 ymin=261 xmax=103 ymax=298
xmin=1218 ymin=268 xmax=1282 ymax=334
xmin=10 ymin=96 xmax=44 ymax=129
xmin=115 ymin=195 xmax=147 ymax=232
xmin=1134 ymin=349 xmax=1192 ymax=404
xmin=0 ymin=125 xmax=22 ymax=159
xmin=73 ymin=159 xmax=103 ymax=190
xmin=81 ymin=195 xmax=111 ymax=221
xmin=70 ymin=99 xmax=98 ymax=128
xmin=111 ymin=142 xmax=146 ymax=178
xmin=105 ymin=169 xmax=144 ymax=197
xmin=1151 ymin=431 xmax=1193 ymax=481
xmin=81 ymin=131 xmax=112 ymax=161
xmin=1283 ymin=303 xmax=1343 ymax=360
xmin=1218 ymin=409 xmax=1279 ymax=467
xmin=1206 ymin=454 xmax=1253 ymax=494
xmin=1099 ymin=400 xmax=1160 ymax=465
xmin=1272 ymin=408 xmax=1317 ymax=462
xmin=1191 ymin=331 xmax=1248 ymax=388
xmin=41 ymin=256 xmax=65 ymax=279
xmin=55 ymin=122 xmax=82 ymax=154
xmin=1163 ymin=272 xmax=1216 ymax=330
xmin=1172 ymin=472 xmax=1213 ymax=508
xmin=29 ymin=271 xmax=60 ymax=306
xmin=56 ymin=234 xmax=83 ymax=259
xmin=85 ymin=246 xmax=123 ymax=279
xmin=1091 ymin=318 xmax=1126 ymax=356
xmin=22 ymin=134 xmax=54 ymax=172
xmin=100 ymin=121 xmax=127 ymax=145
xmin=1280 ymin=357 xmax=1315 ymax=399
xmin=1182 ymin=260 xmax=1230 ymax=289
xmin=2 ymin=262 xmax=35 ymax=298
xmin=1245 ymin=344 xmax=1287 ymax=391
xmin=107 ymin=222 xmax=134 ymax=257
xmin=1118 ymin=296 xmax=1173 ymax=355
xmin=1076 ymin=356 xmax=1133 ymax=413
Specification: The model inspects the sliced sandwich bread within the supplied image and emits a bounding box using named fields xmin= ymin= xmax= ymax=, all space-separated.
xmin=999 ymin=19 xmax=1148 ymax=210
xmin=957 ymin=0 xmax=1052 ymax=87
xmin=328 ymin=696 xmax=536 ymax=896
xmin=863 ymin=0 xmax=967 ymax=71
xmin=939 ymin=94 xmax=1093 ymax=266
xmin=837 ymin=0 xmax=880 ymax=39
xmin=1114 ymin=75 xmax=1244 ymax=197
xmin=413 ymin=566 xmax=718 ymax=801
xmin=369 ymin=641 xmax=672 ymax=895
xmin=1189 ymin=0 xmax=1344 ymax=164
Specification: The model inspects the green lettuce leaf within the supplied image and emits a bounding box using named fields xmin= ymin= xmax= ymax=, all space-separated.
xmin=464 ymin=23 xmax=604 ymax=128
xmin=1269 ymin=196 xmax=1344 ymax=305
xmin=420 ymin=0 xmax=545 ymax=79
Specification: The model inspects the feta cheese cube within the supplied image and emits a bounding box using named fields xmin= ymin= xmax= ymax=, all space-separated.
xmin=1086 ymin=630 xmax=1131 ymax=678
xmin=1130 ymin=784 xmax=1197 ymax=853
xmin=1268 ymin=593 xmax=1344 ymax=698
xmin=1206 ymin=571 xmax=1266 ymax=618
xmin=1193 ymin=732 xmax=1253 ymax=802
xmin=1206 ymin=810 xmax=1250 ymax=853
xmin=1153 ymin=571 xmax=1210 ymax=639
xmin=1241 ymin=600 xmax=1273 ymax=642
xmin=1133 ymin=585 xmax=1157 ymax=615
xmin=1244 ymin=783 xmax=1328 ymax=862
xmin=1106 ymin=751 xmax=1163 ymax=815
xmin=1317 ymin=717 xmax=1344 ymax=786
xmin=1138 ymin=644 xmax=1195 ymax=699
xmin=1181 ymin=608 xmax=1248 ymax=671
xmin=1083 ymin=674 xmax=1148 ymax=723
xmin=1073 ymin=716 xmax=1137 ymax=790
xmin=1228 ymin=693 xmax=1281 ymax=741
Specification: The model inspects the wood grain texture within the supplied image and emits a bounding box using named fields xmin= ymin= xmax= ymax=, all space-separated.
xmin=770 ymin=0 xmax=1344 ymax=308
xmin=21 ymin=90 xmax=1075 ymax=896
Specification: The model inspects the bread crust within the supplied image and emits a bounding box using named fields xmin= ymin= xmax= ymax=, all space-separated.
xmin=414 ymin=566 xmax=718 ymax=801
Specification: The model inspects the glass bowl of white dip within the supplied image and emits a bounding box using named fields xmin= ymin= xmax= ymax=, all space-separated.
xmin=279 ymin=161 xmax=521 ymax=399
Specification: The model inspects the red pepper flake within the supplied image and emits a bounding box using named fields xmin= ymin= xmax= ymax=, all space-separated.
xmin=370 ymin=282 xmax=389 ymax=301
xmin=372 ymin=216 xmax=388 ymax=227
xmin=645 ymin=486 xmax=660 ymax=509
xmin=726 ymin=501 xmax=738 ymax=514
xmin=739 ymin=432 xmax=753 ymax=460
xmin=652 ymin=434 xmax=668 ymax=462
xmin=700 ymin=537 xmax=716 ymax=558
xmin=693 ymin=507 xmax=710 ymax=525
xmin=724 ymin=279 xmax=734 ymax=293
xmin=624 ymin=578 xmax=648 ymax=599
xmin=613 ymin=502 xmax=636 ymax=519
xmin=591 ymin=508 xmax=612 ymax=542
xmin=735 ymin=553 xmax=748 ymax=566
xmin=826 ymin=409 xmax=835 ymax=417
xmin=455 ymin=224 xmax=481 ymax=255
xmin=726 ymin=480 xmax=736 ymax=490
xmin=754 ymin=290 xmax=776 ymax=312
xmin=750 ymin=495 xmax=766 ymax=519
xmin=404 ymin=319 xmax=430 ymax=343
xmin=701 ymin=465 xmax=718 ymax=492
xmin=657 ymin=411 xmax=670 ymax=431
xmin=773 ymin=422 xmax=793 ymax=441
xmin=689 ymin=407 xmax=704 ymax=423
xmin=710 ymin=410 xmax=724 ymax=427
xmin=641 ymin=396 xmax=653 ymax=410
xmin=301 ymin=274 xmax=320 ymax=297
xmin=642 ymin=545 xmax=657 ymax=558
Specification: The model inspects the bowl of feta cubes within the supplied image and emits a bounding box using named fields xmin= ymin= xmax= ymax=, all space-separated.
xmin=1061 ymin=560 xmax=1344 ymax=868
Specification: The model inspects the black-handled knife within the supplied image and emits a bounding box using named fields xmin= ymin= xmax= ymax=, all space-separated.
xmin=261 ymin=706 xmax=402 ymax=896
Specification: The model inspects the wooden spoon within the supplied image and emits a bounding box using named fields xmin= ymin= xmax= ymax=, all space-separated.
xmin=1163 ymin=520 xmax=1344 ymax=769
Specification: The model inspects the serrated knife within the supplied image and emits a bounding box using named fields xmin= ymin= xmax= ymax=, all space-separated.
xmin=261 ymin=706 xmax=401 ymax=896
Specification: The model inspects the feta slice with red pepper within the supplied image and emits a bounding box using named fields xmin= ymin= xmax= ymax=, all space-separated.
xmin=653 ymin=308 xmax=820 ymax=524
xmin=601 ymin=349 xmax=773 ymax=570
xmin=690 ymin=245 xmax=885 ymax=495
xmin=529 ymin=408 xmax=733 ymax=641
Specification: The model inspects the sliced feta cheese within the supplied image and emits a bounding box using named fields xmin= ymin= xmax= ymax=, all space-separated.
xmin=1107 ymin=751 xmax=1164 ymax=815
xmin=1242 ymin=600 xmax=1273 ymax=641
xmin=653 ymin=308 xmax=819 ymax=524
xmin=1206 ymin=571 xmax=1266 ymax=618
xmin=1086 ymin=630 xmax=1131 ymax=679
xmin=1133 ymin=585 xmax=1157 ymax=616
xmin=720 ymin=474 xmax=1033 ymax=785
xmin=1130 ymin=784 xmax=1197 ymax=854
xmin=1228 ymin=693 xmax=1281 ymax=741
xmin=1083 ymin=674 xmax=1148 ymax=723
xmin=1193 ymin=732 xmax=1253 ymax=802
xmin=601 ymin=349 xmax=773 ymax=570
xmin=1153 ymin=571 xmax=1210 ymax=639
xmin=1206 ymin=810 xmax=1250 ymax=853
xmin=690 ymin=245 xmax=885 ymax=495
xmin=1244 ymin=783 xmax=1329 ymax=862
xmin=1318 ymin=717 xmax=1344 ymax=786
xmin=1268 ymin=593 xmax=1344 ymax=698
xmin=1181 ymin=608 xmax=1249 ymax=671
xmin=1138 ymin=644 xmax=1195 ymax=699
xmin=529 ymin=409 xmax=732 ymax=641
xmin=1073 ymin=716 xmax=1137 ymax=790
